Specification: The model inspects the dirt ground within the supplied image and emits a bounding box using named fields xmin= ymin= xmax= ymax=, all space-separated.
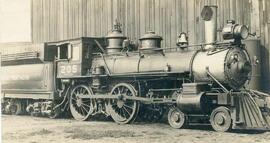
xmin=2 ymin=115 xmax=270 ymax=143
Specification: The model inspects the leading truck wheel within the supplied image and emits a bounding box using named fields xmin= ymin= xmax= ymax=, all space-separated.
xmin=168 ymin=107 xmax=186 ymax=129
xmin=210 ymin=106 xmax=232 ymax=132
xmin=106 ymin=83 xmax=140 ymax=124
xmin=69 ymin=85 xmax=95 ymax=121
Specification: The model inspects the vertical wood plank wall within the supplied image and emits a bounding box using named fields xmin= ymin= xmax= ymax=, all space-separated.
xmin=31 ymin=0 xmax=270 ymax=91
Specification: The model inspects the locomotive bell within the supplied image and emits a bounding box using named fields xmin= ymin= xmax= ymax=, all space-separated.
xmin=105 ymin=20 xmax=126 ymax=53
xmin=139 ymin=31 xmax=163 ymax=52
xmin=176 ymin=32 xmax=188 ymax=48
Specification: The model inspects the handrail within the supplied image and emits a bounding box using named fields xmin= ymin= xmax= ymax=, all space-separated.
xmin=1 ymin=51 xmax=38 ymax=61
xmin=206 ymin=68 xmax=229 ymax=93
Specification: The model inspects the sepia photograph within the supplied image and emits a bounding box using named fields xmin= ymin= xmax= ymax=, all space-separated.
xmin=1 ymin=0 xmax=270 ymax=143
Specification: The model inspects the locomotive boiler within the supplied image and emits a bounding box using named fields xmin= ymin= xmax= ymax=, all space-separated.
xmin=1 ymin=5 xmax=270 ymax=132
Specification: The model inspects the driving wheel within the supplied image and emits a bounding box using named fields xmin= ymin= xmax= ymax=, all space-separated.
xmin=106 ymin=83 xmax=140 ymax=124
xmin=69 ymin=84 xmax=96 ymax=121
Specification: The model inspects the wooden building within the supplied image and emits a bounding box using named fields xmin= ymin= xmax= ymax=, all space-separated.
xmin=31 ymin=0 xmax=270 ymax=91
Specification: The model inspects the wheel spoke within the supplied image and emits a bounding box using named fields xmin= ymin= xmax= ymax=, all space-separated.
xmin=123 ymin=106 xmax=131 ymax=116
xmin=124 ymin=88 xmax=128 ymax=94
xmin=81 ymin=106 xmax=89 ymax=114
xmin=80 ymin=107 xmax=86 ymax=116
xmin=82 ymin=90 xmax=87 ymax=94
xmin=81 ymin=105 xmax=90 ymax=112
xmin=80 ymin=88 xmax=83 ymax=94
xmin=120 ymin=86 xmax=124 ymax=93
xmin=123 ymin=104 xmax=133 ymax=110
xmin=115 ymin=107 xmax=120 ymax=115
xmin=117 ymin=87 xmax=121 ymax=94
xmin=82 ymin=99 xmax=90 ymax=103
xmin=110 ymin=100 xmax=117 ymax=106
xmin=120 ymin=109 xmax=127 ymax=119
xmin=81 ymin=103 xmax=91 ymax=108
xmin=75 ymin=106 xmax=80 ymax=113
xmin=118 ymin=108 xmax=122 ymax=116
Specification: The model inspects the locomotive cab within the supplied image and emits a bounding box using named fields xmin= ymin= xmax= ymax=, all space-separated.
xmin=46 ymin=37 xmax=106 ymax=78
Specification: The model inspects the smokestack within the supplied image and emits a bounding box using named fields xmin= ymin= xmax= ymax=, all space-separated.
xmin=201 ymin=6 xmax=217 ymax=49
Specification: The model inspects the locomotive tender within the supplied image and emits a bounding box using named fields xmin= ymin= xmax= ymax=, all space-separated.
xmin=1 ymin=6 xmax=270 ymax=132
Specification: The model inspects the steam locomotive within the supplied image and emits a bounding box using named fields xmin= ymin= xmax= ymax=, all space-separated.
xmin=1 ymin=6 xmax=270 ymax=132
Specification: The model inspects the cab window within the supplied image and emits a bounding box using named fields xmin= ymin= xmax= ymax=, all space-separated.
xmin=57 ymin=44 xmax=69 ymax=60
xmin=57 ymin=43 xmax=80 ymax=61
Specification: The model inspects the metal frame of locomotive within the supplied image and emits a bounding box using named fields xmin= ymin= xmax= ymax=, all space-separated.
xmin=1 ymin=6 xmax=270 ymax=132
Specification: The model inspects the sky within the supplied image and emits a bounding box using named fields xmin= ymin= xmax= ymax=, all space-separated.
xmin=0 ymin=0 xmax=31 ymax=43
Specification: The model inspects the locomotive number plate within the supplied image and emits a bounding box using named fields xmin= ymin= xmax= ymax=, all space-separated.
xmin=60 ymin=65 xmax=78 ymax=74
xmin=58 ymin=64 xmax=81 ymax=77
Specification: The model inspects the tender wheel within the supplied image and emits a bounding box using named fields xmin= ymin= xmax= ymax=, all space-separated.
xmin=210 ymin=106 xmax=232 ymax=132
xmin=9 ymin=100 xmax=23 ymax=115
xmin=168 ymin=107 xmax=186 ymax=129
xmin=106 ymin=83 xmax=140 ymax=124
xmin=69 ymin=84 xmax=96 ymax=121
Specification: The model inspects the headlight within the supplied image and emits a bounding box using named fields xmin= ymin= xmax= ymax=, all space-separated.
xmin=234 ymin=25 xmax=249 ymax=40
xmin=222 ymin=20 xmax=249 ymax=40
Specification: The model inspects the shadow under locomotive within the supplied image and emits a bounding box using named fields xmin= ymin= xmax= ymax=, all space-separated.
xmin=1 ymin=5 xmax=270 ymax=132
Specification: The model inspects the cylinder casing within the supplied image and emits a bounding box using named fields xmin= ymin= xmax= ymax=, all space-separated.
xmin=176 ymin=92 xmax=206 ymax=114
